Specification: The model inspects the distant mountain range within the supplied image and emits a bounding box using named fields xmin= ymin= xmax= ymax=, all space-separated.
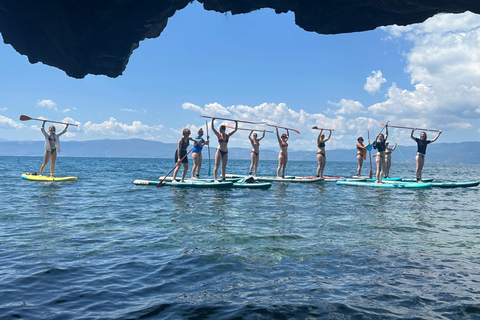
xmin=1 ymin=139 xmax=479 ymax=164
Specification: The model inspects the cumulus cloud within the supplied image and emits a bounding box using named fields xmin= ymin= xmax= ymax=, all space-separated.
xmin=364 ymin=70 xmax=387 ymax=95
xmin=0 ymin=115 xmax=23 ymax=129
xmin=37 ymin=99 xmax=58 ymax=111
xmin=328 ymin=99 xmax=366 ymax=115
xmin=82 ymin=117 xmax=164 ymax=138
xmin=376 ymin=12 xmax=480 ymax=129
xmin=120 ymin=108 xmax=146 ymax=114
xmin=183 ymin=102 xmax=382 ymax=150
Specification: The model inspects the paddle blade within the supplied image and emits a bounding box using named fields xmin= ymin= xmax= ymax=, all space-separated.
xmin=19 ymin=115 xmax=31 ymax=121
xmin=369 ymin=169 xmax=373 ymax=179
xmin=366 ymin=144 xmax=372 ymax=151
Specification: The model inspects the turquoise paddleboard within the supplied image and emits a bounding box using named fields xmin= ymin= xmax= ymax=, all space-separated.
xmin=336 ymin=180 xmax=432 ymax=188
xmin=431 ymin=181 xmax=479 ymax=188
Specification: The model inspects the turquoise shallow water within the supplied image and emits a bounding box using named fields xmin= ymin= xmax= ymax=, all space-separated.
xmin=0 ymin=156 xmax=479 ymax=319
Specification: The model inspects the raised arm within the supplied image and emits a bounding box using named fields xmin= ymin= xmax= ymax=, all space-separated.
xmin=228 ymin=120 xmax=238 ymax=136
xmin=430 ymin=130 xmax=442 ymax=143
xmin=258 ymin=130 xmax=266 ymax=141
xmin=325 ymin=129 xmax=332 ymax=142
xmin=248 ymin=130 xmax=254 ymax=143
xmin=276 ymin=127 xmax=282 ymax=145
xmin=384 ymin=125 xmax=388 ymax=141
xmin=211 ymin=118 xmax=219 ymax=137
xmin=317 ymin=130 xmax=323 ymax=145
xmin=411 ymin=129 xmax=417 ymax=141
xmin=57 ymin=124 xmax=68 ymax=136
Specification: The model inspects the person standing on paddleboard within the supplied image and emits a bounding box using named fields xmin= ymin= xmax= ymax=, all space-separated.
xmin=248 ymin=130 xmax=265 ymax=177
xmin=355 ymin=137 xmax=368 ymax=177
xmin=384 ymin=142 xmax=397 ymax=178
xmin=316 ymin=129 xmax=332 ymax=178
xmin=191 ymin=128 xmax=209 ymax=179
xmin=172 ymin=128 xmax=199 ymax=182
xmin=40 ymin=121 xmax=68 ymax=177
xmin=212 ymin=118 xmax=238 ymax=182
xmin=411 ymin=129 xmax=442 ymax=183
xmin=372 ymin=125 xmax=389 ymax=184
xmin=276 ymin=127 xmax=289 ymax=178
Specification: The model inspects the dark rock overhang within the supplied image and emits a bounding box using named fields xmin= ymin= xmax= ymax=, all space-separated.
xmin=1 ymin=0 xmax=479 ymax=79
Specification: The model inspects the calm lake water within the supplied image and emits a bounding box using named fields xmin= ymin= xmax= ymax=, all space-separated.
xmin=1 ymin=156 xmax=479 ymax=319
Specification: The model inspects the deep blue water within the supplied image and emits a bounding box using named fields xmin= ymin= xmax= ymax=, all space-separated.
xmin=0 ymin=156 xmax=479 ymax=319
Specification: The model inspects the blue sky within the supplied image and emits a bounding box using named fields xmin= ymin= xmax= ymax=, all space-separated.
xmin=1 ymin=2 xmax=480 ymax=151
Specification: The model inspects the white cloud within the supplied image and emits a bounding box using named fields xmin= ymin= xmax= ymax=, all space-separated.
xmin=82 ymin=117 xmax=164 ymax=137
xmin=328 ymin=99 xmax=366 ymax=115
xmin=120 ymin=108 xmax=146 ymax=114
xmin=183 ymin=102 xmax=383 ymax=150
xmin=0 ymin=115 xmax=23 ymax=129
xmin=37 ymin=99 xmax=58 ymax=111
xmin=373 ymin=11 xmax=480 ymax=130
xmin=0 ymin=107 xmax=7 ymax=112
xmin=364 ymin=70 xmax=387 ymax=95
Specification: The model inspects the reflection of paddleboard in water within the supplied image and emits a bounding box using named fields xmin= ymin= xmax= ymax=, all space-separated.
xmin=21 ymin=173 xmax=78 ymax=182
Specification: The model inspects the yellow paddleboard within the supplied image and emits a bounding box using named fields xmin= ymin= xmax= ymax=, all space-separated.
xmin=21 ymin=173 xmax=78 ymax=182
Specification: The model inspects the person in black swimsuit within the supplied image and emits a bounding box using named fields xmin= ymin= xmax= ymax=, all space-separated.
xmin=211 ymin=118 xmax=238 ymax=182
xmin=411 ymin=129 xmax=442 ymax=183
xmin=172 ymin=128 xmax=200 ymax=182
xmin=372 ymin=125 xmax=388 ymax=184
xmin=248 ymin=130 xmax=265 ymax=176
xmin=316 ymin=129 xmax=332 ymax=178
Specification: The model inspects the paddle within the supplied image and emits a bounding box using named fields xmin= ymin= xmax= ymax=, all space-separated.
xmin=312 ymin=126 xmax=335 ymax=131
xmin=206 ymin=120 xmax=211 ymax=176
xmin=19 ymin=115 xmax=78 ymax=126
xmin=368 ymin=130 xmax=373 ymax=178
xmin=226 ymin=125 xmax=273 ymax=133
xmin=265 ymin=124 xmax=300 ymax=134
xmin=380 ymin=123 xmax=440 ymax=132
xmin=200 ymin=115 xmax=265 ymax=125
xmin=156 ymin=140 xmax=200 ymax=187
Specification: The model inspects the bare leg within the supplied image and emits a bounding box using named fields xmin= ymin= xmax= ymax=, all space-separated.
xmin=40 ymin=151 xmax=51 ymax=176
xmin=221 ymin=153 xmax=228 ymax=181
xmin=49 ymin=151 xmax=57 ymax=176
xmin=416 ymin=154 xmax=425 ymax=182
xmin=181 ymin=163 xmax=188 ymax=182
xmin=249 ymin=152 xmax=255 ymax=175
xmin=214 ymin=151 xmax=221 ymax=182
xmin=356 ymin=154 xmax=363 ymax=177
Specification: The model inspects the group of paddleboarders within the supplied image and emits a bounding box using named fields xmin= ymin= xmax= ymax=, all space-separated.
xmin=37 ymin=119 xmax=442 ymax=184
xmin=354 ymin=125 xmax=442 ymax=184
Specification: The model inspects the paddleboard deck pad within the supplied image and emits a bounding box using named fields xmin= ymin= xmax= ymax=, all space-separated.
xmin=156 ymin=177 xmax=271 ymax=189
xmin=21 ymin=173 xmax=77 ymax=182
xmin=255 ymin=176 xmax=324 ymax=183
xmin=134 ymin=179 xmax=233 ymax=188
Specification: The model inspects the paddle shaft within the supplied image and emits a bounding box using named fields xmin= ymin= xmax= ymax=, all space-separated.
xmin=226 ymin=126 xmax=273 ymax=133
xmin=19 ymin=115 xmax=78 ymax=127
xmin=206 ymin=120 xmax=211 ymax=176
xmin=368 ymin=130 xmax=373 ymax=178
xmin=380 ymin=123 xmax=440 ymax=132
xmin=266 ymin=124 xmax=300 ymax=134
xmin=201 ymin=115 xmax=265 ymax=125
xmin=157 ymin=140 xmax=200 ymax=187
